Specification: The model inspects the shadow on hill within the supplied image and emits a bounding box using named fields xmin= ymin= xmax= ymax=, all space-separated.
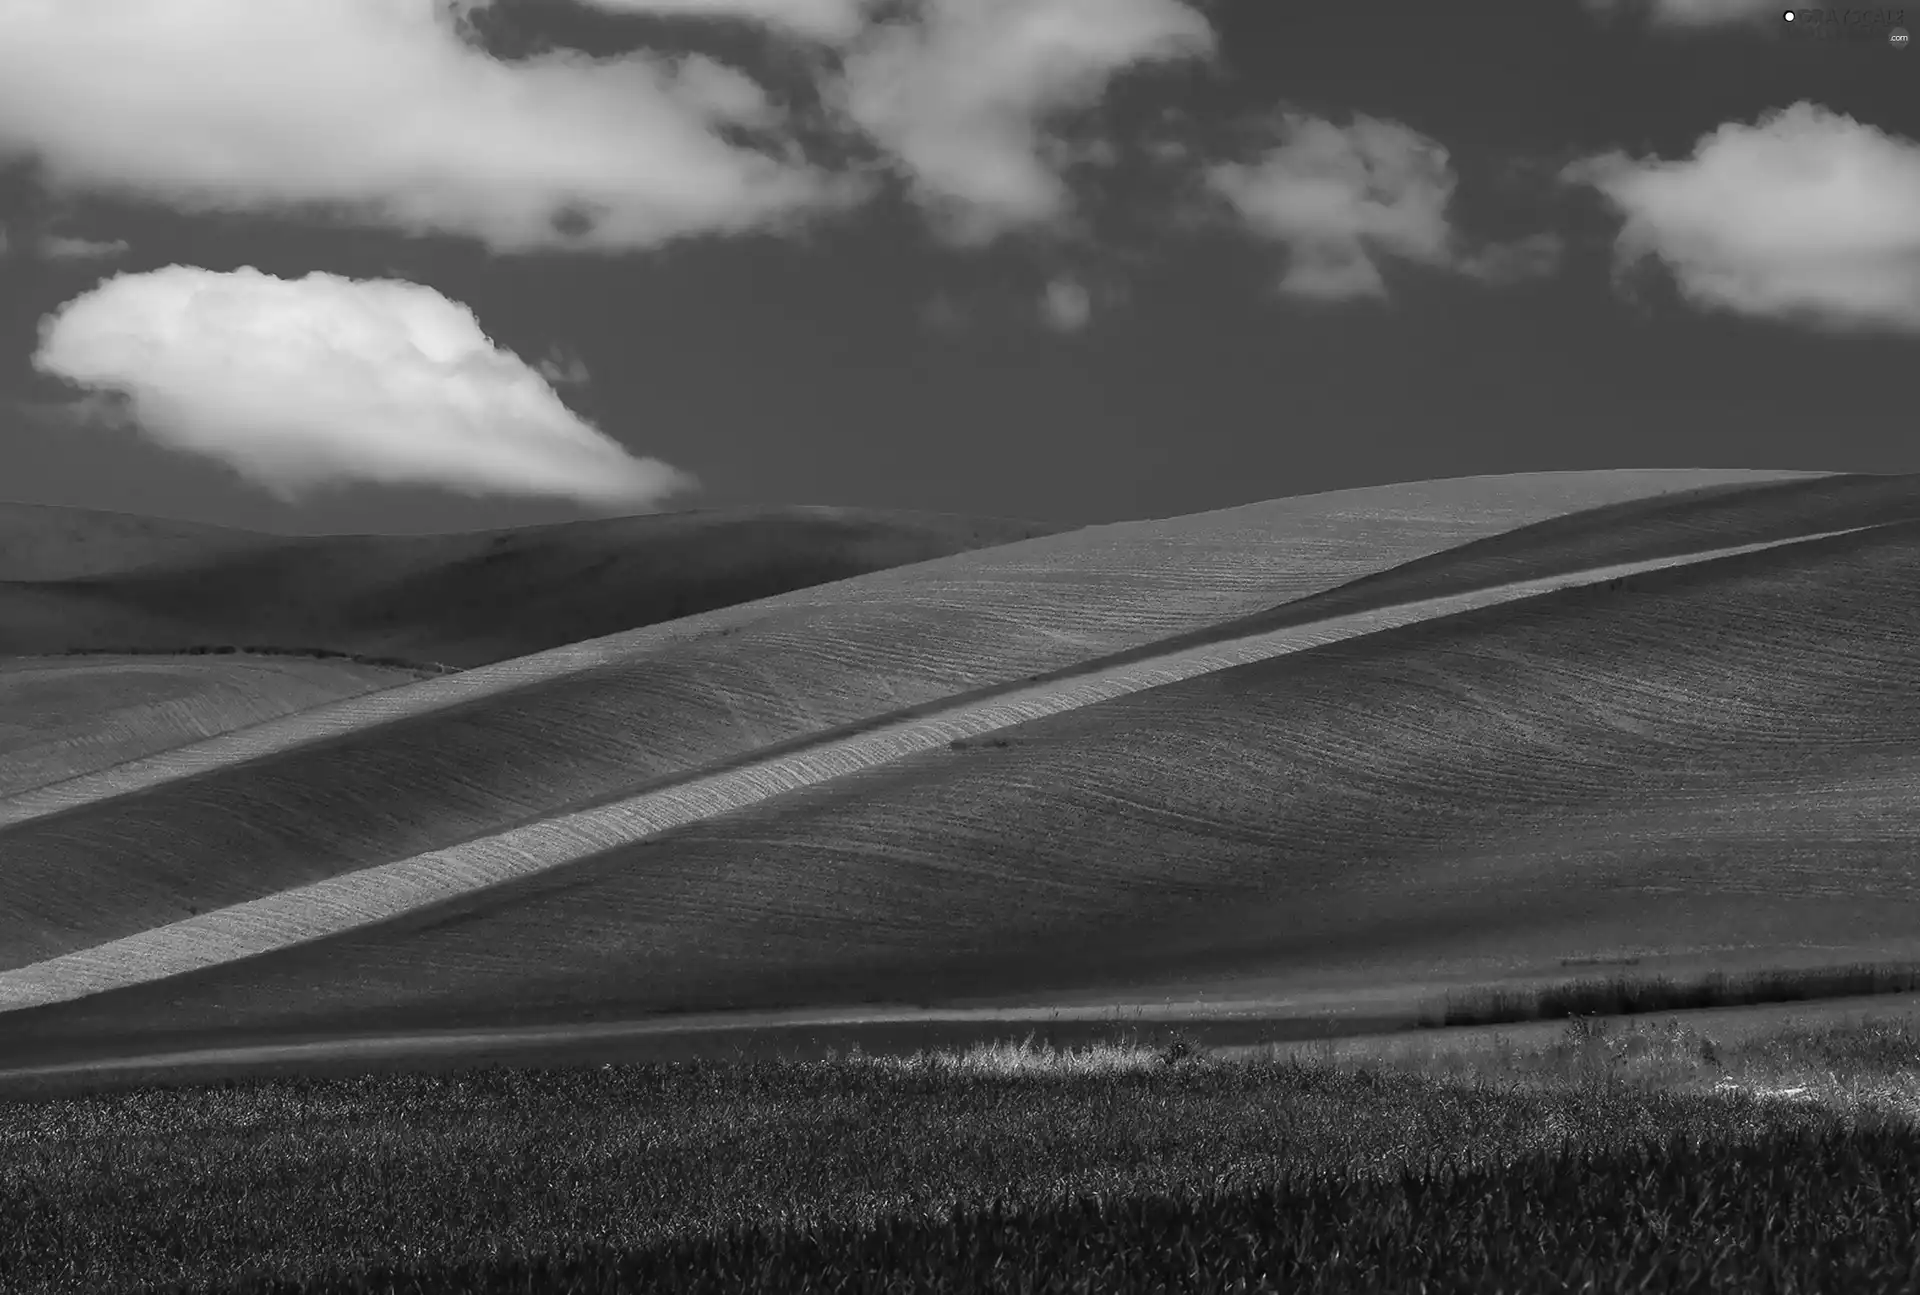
xmin=43 ymin=644 xmax=460 ymax=675
xmin=0 ymin=506 xmax=1062 ymax=668
xmin=1420 ymin=962 xmax=1920 ymax=1030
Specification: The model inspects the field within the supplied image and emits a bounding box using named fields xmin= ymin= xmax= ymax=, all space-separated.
xmin=0 ymin=653 xmax=431 ymax=798
xmin=5 ymin=1005 xmax=1920 ymax=1293
xmin=6 ymin=466 xmax=1920 ymax=1289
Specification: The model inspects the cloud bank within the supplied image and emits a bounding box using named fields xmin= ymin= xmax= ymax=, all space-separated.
xmin=0 ymin=0 xmax=1215 ymax=254
xmin=0 ymin=0 xmax=852 ymax=253
xmin=1207 ymin=114 xmax=1561 ymax=301
xmin=1566 ymin=102 xmax=1920 ymax=334
xmin=32 ymin=266 xmax=694 ymax=507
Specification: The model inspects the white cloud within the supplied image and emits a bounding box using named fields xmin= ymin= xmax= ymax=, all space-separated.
xmin=1456 ymin=232 xmax=1565 ymax=285
xmin=834 ymin=0 xmax=1215 ymax=245
xmin=32 ymin=265 xmax=695 ymax=508
xmin=39 ymin=234 xmax=130 ymax=261
xmin=1039 ymin=278 xmax=1093 ymax=331
xmin=1565 ymin=102 xmax=1920 ymax=334
xmin=1207 ymin=113 xmax=1556 ymax=301
xmin=1584 ymin=0 xmax=1782 ymax=27
xmin=536 ymin=345 xmax=592 ymax=389
xmin=0 ymin=0 xmax=856 ymax=254
xmin=577 ymin=0 xmax=877 ymax=44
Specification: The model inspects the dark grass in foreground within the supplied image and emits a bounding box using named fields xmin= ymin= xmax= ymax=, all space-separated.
xmin=1420 ymin=960 xmax=1920 ymax=1030
xmin=8 ymin=1017 xmax=1920 ymax=1293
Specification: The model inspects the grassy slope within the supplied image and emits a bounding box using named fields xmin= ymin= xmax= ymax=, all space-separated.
xmin=0 ymin=471 xmax=1813 ymax=980
xmin=0 ymin=505 xmax=1052 ymax=807
xmin=0 ymin=505 xmax=1060 ymax=667
xmin=0 ymin=655 xmax=429 ymax=799
xmin=13 ymin=510 xmax=1915 ymax=1050
xmin=0 ymin=503 xmax=260 ymax=580
xmin=3 ymin=1027 xmax=1908 ymax=1295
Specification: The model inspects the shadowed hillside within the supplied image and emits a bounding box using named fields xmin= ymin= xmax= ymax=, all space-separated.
xmin=0 ymin=471 xmax=1827 ymax=985
xmin=10 ymin=510 xmax=1914 ymax=1054
xmin=0 ymin=505 xmax=1063 ymax=667
xmin=0 ymin=503 xmax=262 ymax=581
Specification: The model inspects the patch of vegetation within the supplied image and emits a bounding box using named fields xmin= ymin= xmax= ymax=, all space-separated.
xmin=183 ymin=1127 xmax=1920 ymax=1292
xmin=1419 ymin=961 xmax=1920 ymax=1030
xmin=4 ymin=1019 xmax=1920 ymax=1293
xmin=47 ymin=645 xmax=460 ymax=675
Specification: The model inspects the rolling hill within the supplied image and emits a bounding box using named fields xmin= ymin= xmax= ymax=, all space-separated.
xmin=0 ymin=503 xmax=1063 ymax=667
xmin=6 ymin=505 xmax=1914 ymax=1059
xmin=2 ymin=467 xmax=1915 ymax=1064
xmin=0 ymin=470 xmax=1814 ymax=843
xmin=0 ymin=654 xmax=431 ymax=800
xmin=0 ymin=470 xmax=1818 ymax=984
xmin=0 ymin=503 xmax=1057 ymax=792
xmin=0 ymin=503 xmax=263 ymax=581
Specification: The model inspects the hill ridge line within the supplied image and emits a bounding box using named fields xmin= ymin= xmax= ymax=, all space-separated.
xmin=0 ymin=520 xmax=1881 ymax=1015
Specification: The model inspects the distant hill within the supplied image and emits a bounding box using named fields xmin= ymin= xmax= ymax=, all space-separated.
xmin=0 ymin=503 xmax=261 ymax=581
xmin=0 ymin=504 xmax=1064 ymax=668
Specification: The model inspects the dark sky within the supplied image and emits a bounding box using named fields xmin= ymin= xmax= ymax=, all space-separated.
xmin=0 ymin=0 xmax=1912 ymax=535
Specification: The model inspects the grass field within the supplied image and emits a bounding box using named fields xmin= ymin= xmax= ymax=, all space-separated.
xmin=5 ymin=1007 xmax=1920 ymax=1292
xmin=7 ymin=468 xmax=1920 ymax=1289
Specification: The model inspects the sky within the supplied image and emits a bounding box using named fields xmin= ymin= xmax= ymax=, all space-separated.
xmin=0 ymin=0 xmax=1914 ymax=535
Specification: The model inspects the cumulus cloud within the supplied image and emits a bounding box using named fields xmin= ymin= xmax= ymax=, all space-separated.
xmin=0 ymin=1 xmax=1230 ymax=257
xmin=31 ymin=265 xmax=695 ymax=508
xmin=0 ymin=0 xmax=855 ymax=253
xmin=1039 ymin=278 xmax=1093 ymax=332
xmin=1207 ymin=114 xmax=1559 ymax=301
xmin=578 ymin=0 xmax=877 ymax=44
xmin=834 ymin=0 xmax=1215 ymax=245
xmin=1564 ymin=102 xmax=1920 ymax=334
